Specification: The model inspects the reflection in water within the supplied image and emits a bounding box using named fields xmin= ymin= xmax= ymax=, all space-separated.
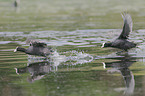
xmin=15 ymin=50 xmax=93 ymax=83
xmin=14 ymin=0 xmax=20 ymax=13
xmin=103 ymin=54 xmax=136 ymax=95
xmin=15 ymin=61 xmax=51 ymax=83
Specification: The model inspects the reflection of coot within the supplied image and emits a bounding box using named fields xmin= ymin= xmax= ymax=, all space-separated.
xmin=103 ymin=54 xmax=136 ymax=95
xmin=102 ymin=13 xmax=136 ymax=51
xmin=104 ymin=55 xmax=136 ymax=69
xmin=15 ymin=61 xmax=51 ymax=83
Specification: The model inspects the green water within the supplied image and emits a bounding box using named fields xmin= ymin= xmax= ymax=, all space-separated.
xmin=1 ymin=0 xmax=145 ymax=96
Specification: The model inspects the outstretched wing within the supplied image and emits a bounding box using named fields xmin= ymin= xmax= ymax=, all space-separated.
xmin=26 ymin=39 xmax=47 ymax=47
xmin=118 ymin=13 xmax=133 ymax=39
xmin=30 ymin=41 xmax=47 ymax=47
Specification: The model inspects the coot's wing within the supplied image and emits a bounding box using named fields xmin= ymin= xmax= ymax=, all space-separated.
xmin=118 ymin=13 xmax=133 ymax=39
xmin=26 ymin=39 xmax=47 ymax=47
xmin=30 ymin=41 xmax=47 ymax=47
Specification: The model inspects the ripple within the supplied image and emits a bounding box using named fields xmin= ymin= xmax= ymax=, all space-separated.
xmin=0 ymin=29 xmax=145 ymax=57
xmin=0 ymin=29 xmax=121 ymax=46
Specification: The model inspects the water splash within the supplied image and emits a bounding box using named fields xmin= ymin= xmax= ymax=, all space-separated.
xmin=27 ymin=50 xmax=93 ymax=69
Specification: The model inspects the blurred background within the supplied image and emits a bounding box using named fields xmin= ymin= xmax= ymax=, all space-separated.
xmin=0 ymin=0 xmax=145 ymax=32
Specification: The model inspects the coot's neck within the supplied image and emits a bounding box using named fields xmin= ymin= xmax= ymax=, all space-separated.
xmin=17 ymin=47 xmax=27 ymax=52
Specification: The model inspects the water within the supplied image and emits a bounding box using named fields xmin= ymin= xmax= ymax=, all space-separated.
xmin=1 ymin=29 xmax=145 ymax=96
xmin=1 ymin=0 xmax=145 ymax=96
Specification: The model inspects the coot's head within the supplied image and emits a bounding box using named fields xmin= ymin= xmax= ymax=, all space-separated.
xmin=101 ymin=42 xmax=112 ymax=48
xmin=14 ymin=46 xmax=26 ymax=52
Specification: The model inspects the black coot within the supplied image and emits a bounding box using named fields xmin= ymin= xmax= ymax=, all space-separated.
xmin=14 ymin=0 xmax=20 ymax=8
xmin=102 ymin=13 xmax=136 ymax=51
xmin=14 ymin=40 xmax=53 ymax=57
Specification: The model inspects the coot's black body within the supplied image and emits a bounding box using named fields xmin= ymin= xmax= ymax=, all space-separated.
xmin=102 ymin=13 xmax=136 ymax=51
xmin=14 ymin=0 xmax=20 ymax=8
xmin=14 ymin=40 xmax=53 ymax=57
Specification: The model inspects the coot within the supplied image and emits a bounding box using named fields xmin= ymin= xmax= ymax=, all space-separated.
xmin=14 ymin=0 xmax=20 ymax=8
xmin=102 ymin=13 xmax=136 ymax=51
xmin=14 ymin=40 xmax=53 ymax=57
